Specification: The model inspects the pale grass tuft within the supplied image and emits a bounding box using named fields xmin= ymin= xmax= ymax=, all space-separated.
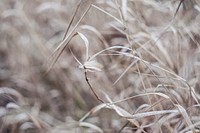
xmin=1 ymin=0 xmax=200 ymax=132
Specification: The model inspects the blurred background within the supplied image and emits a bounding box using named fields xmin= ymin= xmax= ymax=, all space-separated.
xmin=0 ymin=0 xmax=200 ymax=132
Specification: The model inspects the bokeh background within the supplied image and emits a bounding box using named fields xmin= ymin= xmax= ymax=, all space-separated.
xmin=0 ymin=0 xmax=200 ymax=132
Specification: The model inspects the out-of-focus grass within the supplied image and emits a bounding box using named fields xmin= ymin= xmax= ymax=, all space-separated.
xmin=0 ymin=0 xmax=200 ymax=132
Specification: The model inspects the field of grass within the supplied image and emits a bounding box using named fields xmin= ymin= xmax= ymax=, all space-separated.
xmin=1 ymin=0 xmax=200 ymax=132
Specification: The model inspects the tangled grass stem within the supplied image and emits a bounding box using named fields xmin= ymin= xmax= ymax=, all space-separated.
xmin=84 ymin=66 xmax=104 ymax=103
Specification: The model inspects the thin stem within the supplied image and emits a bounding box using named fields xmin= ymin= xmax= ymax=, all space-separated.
xmin=84 ymin=66 xmax=104 ymax=103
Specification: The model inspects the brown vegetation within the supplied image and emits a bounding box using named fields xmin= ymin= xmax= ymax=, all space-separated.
xmin=0 ymin=0 xmax=200 ymax=132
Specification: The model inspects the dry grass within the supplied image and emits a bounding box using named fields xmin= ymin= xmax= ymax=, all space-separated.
xmin=1 ymin=0 xmax=200 ymax=132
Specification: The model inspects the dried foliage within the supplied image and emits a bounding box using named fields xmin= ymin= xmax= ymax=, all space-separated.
xmin=1 ymin=0 xmax=200 ymax=132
